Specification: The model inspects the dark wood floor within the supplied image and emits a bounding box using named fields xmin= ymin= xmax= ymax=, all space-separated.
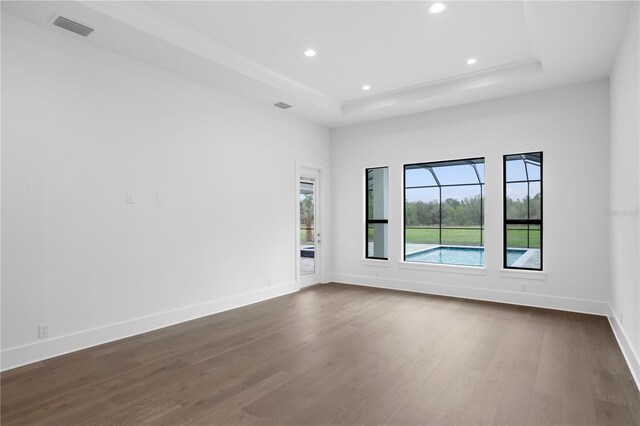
xmin=2 ymin=283 xmax=639 ymax=425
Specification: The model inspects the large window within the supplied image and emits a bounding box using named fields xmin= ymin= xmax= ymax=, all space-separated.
xmin=366 ymin=167 xmax=388 ymax=260
xmin=404 ymin=158 xmax=484 ymax=267
xmin=504 ymin=152 xmax=542 ymax=270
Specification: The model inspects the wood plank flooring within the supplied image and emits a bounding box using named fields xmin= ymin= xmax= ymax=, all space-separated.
xmin=2 ymin=283 xmax=638 ymax=425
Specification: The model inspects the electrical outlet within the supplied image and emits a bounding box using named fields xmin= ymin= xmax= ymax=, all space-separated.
xmin=38 ymin=324 xmax=49 ymax=339
xmin=520 ymin=282 xmax=527 ymax=293
xmin=126 ymin=192 xmax=135 ymax=204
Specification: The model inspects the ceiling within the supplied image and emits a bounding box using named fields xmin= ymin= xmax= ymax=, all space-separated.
xmin=1 ymin=1 xmax=634 ymax=128
xmin=145 ymin=1 xmax=535 ymax=102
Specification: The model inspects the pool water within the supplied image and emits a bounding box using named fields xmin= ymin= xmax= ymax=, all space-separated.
xmin=406 ymin=247 xmax=527 ymax=267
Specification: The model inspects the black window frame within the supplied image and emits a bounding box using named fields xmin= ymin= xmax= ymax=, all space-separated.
xmin=366 ymin=167 xmax=389 ymax=260
xmin=403 ymin=157 xmax=485 ymax=262
xmin=503 ymin=151 xmax=543 ymax=271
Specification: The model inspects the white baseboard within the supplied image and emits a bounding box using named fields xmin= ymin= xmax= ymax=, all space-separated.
xmin=1 ymin=282 xmax=299 ymax=372
xmin=607 ymin=304 xmax=640 ymax=391
xmin=328 ymin=273 xmax=610 ymax=316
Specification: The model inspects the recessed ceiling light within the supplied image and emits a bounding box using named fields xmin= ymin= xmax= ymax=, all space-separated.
xmin=466 ymin=58 xmax=477 ymax=65
xmin=362 ymin=85 xmax=371 ymax=91
xmin=429 ymin=2 xmax=447 ymax=14
xmin=304 ymin=49 xmax=316 ymax=57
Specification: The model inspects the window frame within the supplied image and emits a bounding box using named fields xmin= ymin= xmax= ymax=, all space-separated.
xmin=503 ymin=151 xmax=543 ymax=271
xmin=403 ymin=157 xmax=485 ymax=263
xmin=365 ymin=166 xmax=389 ymax=260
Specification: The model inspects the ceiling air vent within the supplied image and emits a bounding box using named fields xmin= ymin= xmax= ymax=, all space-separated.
xmin=52 ymin=16 xmax=94 ymax=37
xmin=274 ymin=102 xmax=292 ymax=109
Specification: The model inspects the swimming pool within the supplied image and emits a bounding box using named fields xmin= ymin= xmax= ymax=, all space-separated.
xmin=406 ymin=246 xmax=527 ymax=267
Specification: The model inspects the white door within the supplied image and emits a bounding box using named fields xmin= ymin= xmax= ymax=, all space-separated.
xmin=297 ymin=166 xmax=321 ymax=287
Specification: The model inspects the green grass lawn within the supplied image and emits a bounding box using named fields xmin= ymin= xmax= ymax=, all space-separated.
xmin=371 ymin=225 xmax=540 ymax=248
xmin=405 ymin=227 xmax=482 ymax=245
xmin=506 ymin=225 xmax=541 ymax=248
xmin=316 ymin=225 xmax=540 ymax=248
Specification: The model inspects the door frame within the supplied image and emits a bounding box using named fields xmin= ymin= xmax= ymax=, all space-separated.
xmin=296 ymin=160 xmax=324 ymax=288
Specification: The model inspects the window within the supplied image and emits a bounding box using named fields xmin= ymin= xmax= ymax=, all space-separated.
xmin=404 ymin=158 xmax=484 ymax=267
xmin=366 ymin=167 xmax=388 ymax=259
xmin=504 ymin=152 xmax=542 ymax=270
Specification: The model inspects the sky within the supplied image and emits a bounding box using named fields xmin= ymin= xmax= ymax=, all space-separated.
xmin=405 ymin=160 xmax=540 ymax=202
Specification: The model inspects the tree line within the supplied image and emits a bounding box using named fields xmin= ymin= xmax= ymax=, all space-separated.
xmin=404 ymin=194 xmax=541 ymax=227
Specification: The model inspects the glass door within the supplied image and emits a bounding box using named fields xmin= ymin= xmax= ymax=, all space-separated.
xmin=298 ymin=165 xmax=321 ymax=287
xmin=299 ymin=179 xmax=316 ymax=277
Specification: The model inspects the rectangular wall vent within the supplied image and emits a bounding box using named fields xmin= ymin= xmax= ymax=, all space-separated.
xmin=53 ymin=16 xmax=94 ymax=37
xmin=274 ymin=102 xmax=292 ymax=109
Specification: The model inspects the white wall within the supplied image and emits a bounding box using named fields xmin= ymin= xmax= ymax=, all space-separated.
xmin=1 ymin=14 xmax=331 ymax=370
xmin=330 ymin=80 xmax=610 ymax=314
xmin=609 ymin=3 xmax=640 ymax=383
